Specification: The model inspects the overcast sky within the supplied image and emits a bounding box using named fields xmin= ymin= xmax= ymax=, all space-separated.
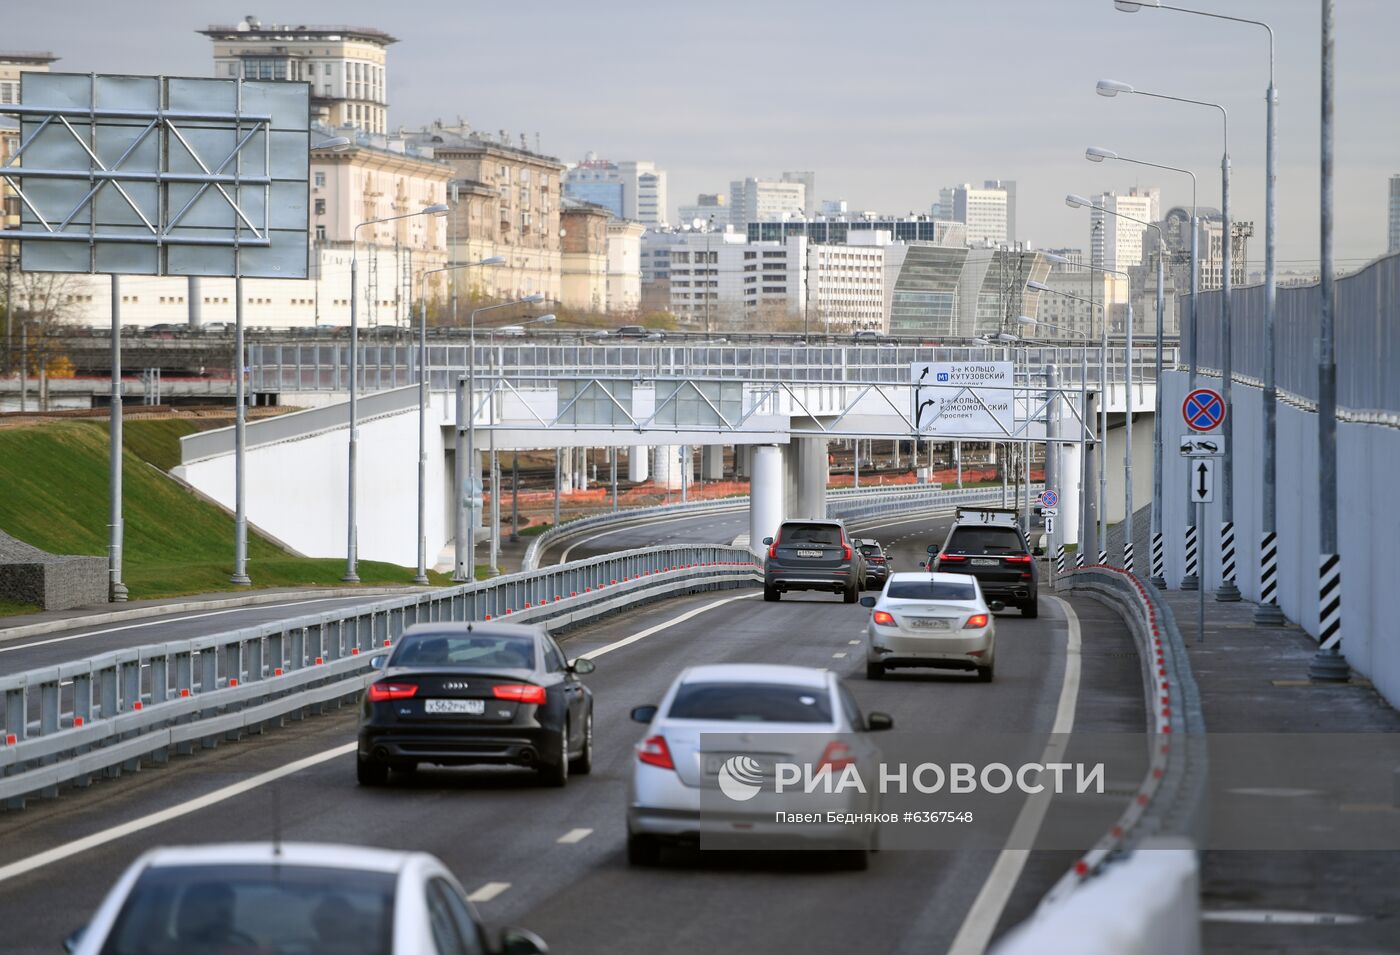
xmin=9 ymin=0 xmax=1397 ymax=268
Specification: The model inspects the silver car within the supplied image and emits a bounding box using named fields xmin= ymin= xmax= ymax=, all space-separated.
xmin=626 ymin=663 xmax=894 ymax=869
xmin=862 ymin=572 xmax=997 ymax=681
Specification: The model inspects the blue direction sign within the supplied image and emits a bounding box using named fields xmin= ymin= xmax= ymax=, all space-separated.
xmin=1039 ymin=489 xmax=1059 ymax=508
xmin=1182 ymin=388 xmax=1226 ymax=433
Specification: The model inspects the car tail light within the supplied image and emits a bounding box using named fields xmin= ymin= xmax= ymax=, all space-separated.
xmin=367 ymin=681 xmax=418 ymax=702
xmin=1004 ymin=554 xmax=1033 ymax=564
xmin=819 ymin=741 xmax=855 ymax=771
xmin=637 ymin=734 xmax=674 ymax=769
xmin=769 ymin=530 xmax=780 ymax=560
xmin=842 ymin=540 xmax=853 ymax=561
xmin=939 ymin=553 xmax=966 ymax=562
xmin=964 ymin=613 xmax=990 ymax=629
xmin=872 ymin=610 xmax=896 ymax=626
xmin=492 ymin=684 xmax=547 ymax=705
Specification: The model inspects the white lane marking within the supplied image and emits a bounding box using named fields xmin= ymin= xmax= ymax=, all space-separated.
xmin=848 ymin=640 xmax=861 ymax=645
xmin=0 ymin=597 xmax=350 ymax=655
xmin=467 ymin=882 xmax=512 ymax=903
xmin=0 ymin=742 xmax=357 ymax=886
xmin=578 ymin=593 xmax=756 ymax=661
xmin=832 ymin=652 xmax=847 ymax=659
xmin=557 ymin=510 xmax=745 ymax=563
xmin=556 ymin=828 xmax=594 ymax=844
xmin=946 ymin=595 xmax=1082 ymax=955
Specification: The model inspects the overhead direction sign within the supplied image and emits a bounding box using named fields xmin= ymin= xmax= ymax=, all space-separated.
xmin=1190 ymin=458 xmax=1216 ymax=503
xmin=1182 ymin=388 xmax=1226 ymax=433
xmin=911 ymin=361 xmax=1014 ymax=437
xmin=1180 ymin=436 xmax=1222 ymax=457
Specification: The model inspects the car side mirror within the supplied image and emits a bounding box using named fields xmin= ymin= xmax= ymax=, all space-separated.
xmin=498 ymin=926 xmax=549 ymax=955
xmin=630 ymin=705 xmax=658 ymax=724
xmin=569 ymin=657 xmax=596 ymax=675
xmin=918 ymin=561 xmax=927 ymax=569
xmin=762 ymin=536 xmax=773 ymax=545
xmin=62 ymin=928 xmax=85 ymax=953
xmin=866 ymin=712 xmax=895 ymax=732
xmin=369 ymin=654 xmax=388 ymax=669
xmin=926 ymin=544 xmax=938 ymax=555
xmin=859 ymin=596 xmax=876 ymax=608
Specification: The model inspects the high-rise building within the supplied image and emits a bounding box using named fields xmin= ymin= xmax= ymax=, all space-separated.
xmin=1090 ymin=187 xmax=1160 ymax=271
xmin=640 ymin=230 xmax=808 ymax=329
xmin=562 ymin=156 xmax=667 ymax=226
xmin=199 ymin=16 xmax=395 ymax=134
xmin=729 ymin=178 xmax=806 ymax=228
xmin=781 ymin=171 xmax=817 ymax=216
xmin=942 ymin=182 xmax=1012 ymax=247
xmin=1389 ymin=174 xmax=1400 ymax=254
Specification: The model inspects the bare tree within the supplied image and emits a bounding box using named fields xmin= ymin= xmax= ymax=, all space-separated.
xmin=5 ymin=271 xmax=81 ymax=411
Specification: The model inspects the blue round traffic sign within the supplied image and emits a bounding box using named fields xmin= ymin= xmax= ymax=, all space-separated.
xmin=1182 ymin=388 xmax=1225 ymax=433
xmin=1040 ymin=490 xmax=1059 ymax=508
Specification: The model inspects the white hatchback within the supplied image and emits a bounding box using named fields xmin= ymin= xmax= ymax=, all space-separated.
xmin=862 ymin=572 xmax=997 ymax=681
xmin=64 ymin=842 xmax=547 ymax=955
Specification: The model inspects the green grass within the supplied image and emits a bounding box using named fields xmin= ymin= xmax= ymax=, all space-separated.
xmin=0 ymin=421 xmax=449 ymax=602
xmin=0 ymin=599 xmax=40 ymax=618
xmin=517 ymin=522 xmax=552 ymax=537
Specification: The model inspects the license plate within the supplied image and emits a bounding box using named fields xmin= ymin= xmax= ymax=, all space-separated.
xmin=704 ymin=754 xmax=778 ymax=775
xmin=424 ymin=699 xmax=485 ymax=715
xmin=970 ymin=558 xmax=999 ymax=566
xmin=909 ymin=618 xmax=952 ymax=630
xmin=796 ymin=549 xmax=823 ymax=559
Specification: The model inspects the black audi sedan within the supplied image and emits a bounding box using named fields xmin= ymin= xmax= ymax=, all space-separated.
xmin=357 ymin=622 xmax=595 ymax=788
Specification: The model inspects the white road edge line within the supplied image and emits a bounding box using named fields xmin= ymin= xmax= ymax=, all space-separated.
xmin=577 ymin=593 xmax=756 ymax=660
xmin=466 ymin=882 xmax=512 ymax=903
xmin=0 ymin=597 xmax=351 ymax=655
xmin=0 ymin=742 xmax=358 ymax=886
xmin=945 ymin=594 xmax=1082 ymax=955
xmin=556 ymin=828 xmax=594 ymax=844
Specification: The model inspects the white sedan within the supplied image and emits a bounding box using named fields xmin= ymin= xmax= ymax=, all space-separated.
xmin=64 ymin=842 xmax=547 ymax=955
xmin=861 ymin=572 xmax=997 ymax=682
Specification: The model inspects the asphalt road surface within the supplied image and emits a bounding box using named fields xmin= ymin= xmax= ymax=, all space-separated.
xmin=0 ymin=513 xmax=1145 ymax=955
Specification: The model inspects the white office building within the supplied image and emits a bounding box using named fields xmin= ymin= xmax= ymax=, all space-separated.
xmin=642 ymin=231 xmax=808 ymax=328
xmin=807 ymin=231 xmax=890 ymax=333
xmin=1090 ymin=187 xmax=1160 ymax=271
xmin=729 ymin=178 xmax=806 ymax=228
xmin=562 ymin=155 xmax=668 ymax=227
xmin=933 ymin=181 xmax=1015 ymax=246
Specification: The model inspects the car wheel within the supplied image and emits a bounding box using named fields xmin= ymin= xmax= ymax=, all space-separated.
xmin=627 ymin=833 xmax=661 ymax=867
xmin=1021 ymin=598 xmax=1039 ymax=619
xmin=866 ymin=660 xmax=885 ymax=680
xmin=538 ymin=724 xmax=570 ymax=788
xmin=977 ymin=663 xmax=995 ymax=683
xmin=843 ymin=584 xmax=858 ymax=604
xmin=570 ymin=709 xmax=594 ymax=776
xmin=356 ymin=757 xmax=388 ymax=787
xmin=764 ymin=585 xmax=780 ymax=602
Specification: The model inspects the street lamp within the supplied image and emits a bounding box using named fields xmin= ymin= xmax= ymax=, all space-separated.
xmin=1113 ymin=0 xmax=1280 ymax=618
xmin=1067 ymin=192 xmax=1165 ymax=584
xmin=341 ymin=202 xmax=450 ymax=583
xmin=456 ymin=293 xmax=547 ymax=582
xmin=413 ymin=257 xmax=507 ymax=585
xmin=1096 ymin=77 xmax=1237 ymax=599
xmin=1087 ymin=145 xmax=1201 ymax=588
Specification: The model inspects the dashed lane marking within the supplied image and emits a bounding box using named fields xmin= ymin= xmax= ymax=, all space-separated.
xmin=556 ymin=828 xmax=594 ymax=844
xmin=467 ymin=882 xmax=512 ymax=902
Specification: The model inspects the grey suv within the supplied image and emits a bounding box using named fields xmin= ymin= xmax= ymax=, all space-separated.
xmin=762 ymin=518 xmax=863 ymax=603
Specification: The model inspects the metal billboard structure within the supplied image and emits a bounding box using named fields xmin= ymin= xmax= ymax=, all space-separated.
xmin=1 ymin=73 xmax=310 ymax=598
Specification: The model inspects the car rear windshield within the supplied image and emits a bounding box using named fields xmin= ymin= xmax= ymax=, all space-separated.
xmin=98 ymin=864 xmax=396 ymax=955
xmin=945 ymin=527 xmax=1025 ymax=554
xmin=781 ymin=523 xmax=842 ymax=546
xmin=390 ymin=633 xmax=536 ymax=669
xmin=667 ymin=683 xmax=834 ymax=723
xmin=887 ymin=581 xmax=977 ymax=601
xmin=859 ymin=544 xmax=883 ymax=557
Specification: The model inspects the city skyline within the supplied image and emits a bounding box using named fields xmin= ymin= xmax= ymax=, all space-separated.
xmin=4 ymin=0 xmax=1398 ymax=267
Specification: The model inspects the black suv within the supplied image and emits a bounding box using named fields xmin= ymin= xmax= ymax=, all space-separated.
xmin=857 ymin=539 xmax=891 ymax=590
xmin=763 ymin=518 xmax=863 ymax=602
xmin=928 ymin=511 xmax=1039 ymax=617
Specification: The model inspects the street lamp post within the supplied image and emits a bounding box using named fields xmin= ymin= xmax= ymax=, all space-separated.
xmin=415 ymin=257 xmax=506 ymax=585
xmin=457 ymin=295 xmax=548 ymax=582
xmin=1097 ymin=78 xmax=1237 ymax=599
xmin=344 ymin=202 xmax=450 ymax=583
xmin=1116 ymin=0 xmax=1279 ymax=618
xmin=1068 ymin=193 xmax=1164 ymax=582
xmin=1087 ymin=146 xmax=1198 ymax=588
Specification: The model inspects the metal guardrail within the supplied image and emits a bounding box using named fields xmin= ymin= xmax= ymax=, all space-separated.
xmin=1039 ymin=566 xmax=1207 ymax=906
xmin=522 ymin=483 xmax=1029 ymax=570
xmin=0 ymin=544 xmax=760 ymax=810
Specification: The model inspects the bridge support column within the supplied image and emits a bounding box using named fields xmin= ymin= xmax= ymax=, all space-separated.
xmin=653 ymin=445 xmax=684 ymax=489
xmin=702 ymin=445 xmax=724 ymax=481
xmin=735 ymin=445 xmax=751 ymax=479
xmin=1059 ymin=441 xmax=1082 ymax=547
xmin=793 ymin=437 xmax=829 ymax=520
xmin=628 ymin=445 xmax=649 ymax=483
xmin=575 ymin=448 xmax=588 ymax=492
xmin=749 ymin=445 xmax=784 ymax=556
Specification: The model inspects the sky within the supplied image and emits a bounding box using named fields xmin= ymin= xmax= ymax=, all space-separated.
xmin=8 ymin=0 xmax=1397 ymax=269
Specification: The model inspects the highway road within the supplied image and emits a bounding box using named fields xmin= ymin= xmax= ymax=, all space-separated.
xmin=0 ymin=513 xmax=1146 ymax=955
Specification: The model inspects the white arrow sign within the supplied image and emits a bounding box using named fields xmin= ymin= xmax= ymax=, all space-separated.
xmin=1190 ymin=458 xmax=1216 ymax=503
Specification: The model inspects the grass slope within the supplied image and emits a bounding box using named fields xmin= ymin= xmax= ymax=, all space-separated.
xmin=0 ymin=421 xmax=446 ymax=601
